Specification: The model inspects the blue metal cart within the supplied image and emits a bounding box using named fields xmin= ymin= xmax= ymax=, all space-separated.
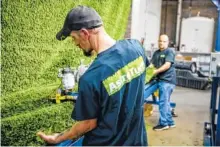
xmin=203 ymin=77 xmax=220 ymax=146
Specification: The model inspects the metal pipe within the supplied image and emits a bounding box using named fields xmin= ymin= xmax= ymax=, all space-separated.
xmin=175 ymin=0 xmax=182 ymax=49
xmin=164 ymin=0 xmax=168 ymax=33
xmin=189 ymin=0 xmax=192 ymax=17
xmin=216 ymin=78 xmax=220 ymax=145
xmin=216 ymin=7 xmax=220 ymax=52
xmin=217 ymin=63 xmax=220 ymax=77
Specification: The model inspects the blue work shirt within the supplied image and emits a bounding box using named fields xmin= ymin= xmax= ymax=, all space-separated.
xmin=151 ymin=48 xmax=176 ymax=85
xmin=72 ymin=39 xmax=148 ymax=146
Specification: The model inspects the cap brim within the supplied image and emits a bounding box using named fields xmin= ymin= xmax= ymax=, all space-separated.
xmin=56 ymin=28 xmax=71 ymax=41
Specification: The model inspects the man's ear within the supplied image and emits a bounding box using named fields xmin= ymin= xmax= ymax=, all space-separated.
xmin=79 ymin=29 xmax=90 ymax=39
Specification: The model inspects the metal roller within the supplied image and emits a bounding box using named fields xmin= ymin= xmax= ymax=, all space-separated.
xmin=175 ymin=61 xmax=197 ymax=73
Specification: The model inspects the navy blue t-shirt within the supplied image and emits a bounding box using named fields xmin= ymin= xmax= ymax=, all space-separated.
xmin=72 ymin=39 xmax=148 ymax=146
xmin=151 ymin=48 xmax=176 ymax=85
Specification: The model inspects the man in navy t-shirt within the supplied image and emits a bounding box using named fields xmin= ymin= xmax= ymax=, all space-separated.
xmin=151 ymin=34 xmax=176 ymax=131
xmin=37 ymin=5 xmax=148 ymax=146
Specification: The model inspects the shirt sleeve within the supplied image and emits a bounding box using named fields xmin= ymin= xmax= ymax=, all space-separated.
xmin=145 ymin=57 xmax=150 ymax=67
xmin=150 ymin=52 xmax=156 ymax=65
xmin=165 ymin=49 xmax=175 ymax=63
xmin=71 ymin=77 xmax=100 ymax=121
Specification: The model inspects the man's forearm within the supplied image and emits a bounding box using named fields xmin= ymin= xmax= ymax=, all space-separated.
xmin=155 ymin=62 xmax=171 ymax=75
xmin=55 ymin=122 xmax=80 ymax=143
xmin=55 ymin=119 xmax=97 ymax=143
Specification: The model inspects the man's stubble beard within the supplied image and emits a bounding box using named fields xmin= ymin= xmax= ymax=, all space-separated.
xmin=83 ymin=49 xmax=93 ymax=57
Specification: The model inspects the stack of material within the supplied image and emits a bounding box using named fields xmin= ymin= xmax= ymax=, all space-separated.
xmin=175 ymin=69 xmax=210 ymax=90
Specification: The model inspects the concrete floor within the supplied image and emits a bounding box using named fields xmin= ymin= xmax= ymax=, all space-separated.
xmin=145 ymin=86 xmax=211 ymax=146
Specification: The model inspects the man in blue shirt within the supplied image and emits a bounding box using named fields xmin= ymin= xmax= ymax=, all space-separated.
xmin=151 ymin=34 xmax=176 ymax=131
xmin=37 ymin=5 xmax=148 ymax=146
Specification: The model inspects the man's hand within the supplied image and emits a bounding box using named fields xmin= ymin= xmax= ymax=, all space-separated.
xmin=153 ymin=69 xmax=158 ymax=75
xmin=37 ymin=132 xmax=60 ymax=144
xmin=36 ymin=119 xmax=97 ymax=145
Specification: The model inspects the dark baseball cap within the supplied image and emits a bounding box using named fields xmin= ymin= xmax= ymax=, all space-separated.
xmin=56 ymin=5 xmax=103 ymax=41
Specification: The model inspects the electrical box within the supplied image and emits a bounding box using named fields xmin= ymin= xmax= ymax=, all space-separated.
xmin=210 ymin=52 xmax=220 ymax=77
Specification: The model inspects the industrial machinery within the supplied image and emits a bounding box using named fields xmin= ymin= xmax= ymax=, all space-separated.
xmin=175 ymin=60 xmax=197 ymax=73
xmin=51 ymin=62 xmax=177 ymax=114
xmin=174 ymin=56 xmax=212 ymax=90
xmin=203 ymin=77 xmax=220 ymax=146
xmin=203 ymin=55 xmax=220 ymax=146
xmin=174 ymin=53 xmax=220 ymax=91
xmin=50 ymin=61 xmax=90 ymax=104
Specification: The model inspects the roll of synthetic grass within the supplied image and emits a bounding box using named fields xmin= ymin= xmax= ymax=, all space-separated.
xmin=1 ymin=0 xmax=131 ymax=145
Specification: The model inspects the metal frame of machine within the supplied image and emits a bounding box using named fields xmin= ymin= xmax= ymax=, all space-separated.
xmin=54 ymin=81 xmax=176 ymax=109
xmin=203 ymin=77 xmax=220 ymax=146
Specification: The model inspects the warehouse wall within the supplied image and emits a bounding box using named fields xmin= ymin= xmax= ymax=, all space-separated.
xmin=160 ymin=0 xmax=218 ymax=49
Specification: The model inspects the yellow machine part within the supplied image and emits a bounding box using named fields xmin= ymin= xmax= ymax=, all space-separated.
xmin=55 ymin=94 xmax=75 ymax=104
xmin=54 ymin=88 xmax=75 ymax=104
xmin=144 ymin=90 xmax=159 ymax=117
xmin=144 ymin=103 xmax=153 ymax=117
xmin=154 ymin=90 xmax=159 ymax=97
xmin=55 ymin=93 xmax=62 ymax=104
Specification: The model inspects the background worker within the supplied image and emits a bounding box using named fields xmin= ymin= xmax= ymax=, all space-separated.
xmin=151 ymin=34 xmax=176 ymax=131
xmin=37 ymin=5 xmax=148 ymax=146
xmin=140 ymin=37 xmax=177 ymax=118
